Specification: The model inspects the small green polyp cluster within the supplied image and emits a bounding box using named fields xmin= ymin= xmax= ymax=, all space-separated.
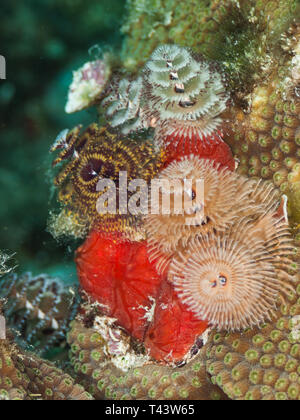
xmin=0 ymin=333 xmax=92 ymax=400
xmin=67 ymin=318 xmax=228 ymax=400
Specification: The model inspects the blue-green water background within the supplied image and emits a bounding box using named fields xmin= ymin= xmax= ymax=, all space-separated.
xmin=0 ymin=0 xmax=125 ymax=281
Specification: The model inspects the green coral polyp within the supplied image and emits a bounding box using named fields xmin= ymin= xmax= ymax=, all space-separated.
xmin=278 ymin=341 xmax=291 ymax=353
xmin=275 ymin=378 xmax=289 ymax=392
xmin=274 ymin=354 xmax=286 ymax=368
xmin=91 ymin=351 xmax=101 ymax=362
xmin=262 ymin=342 xmax=274 ymax=353
xmin=245 ymin=350 xmax=259 ymax=363
xmin=285 ymin=360 xmax=297 ymax=372
xmin=148 ymin=388 xmax=156 ymax=398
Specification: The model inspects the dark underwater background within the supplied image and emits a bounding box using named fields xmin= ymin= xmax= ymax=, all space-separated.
xmin=0 ymin=0 xmax=125 ymax=280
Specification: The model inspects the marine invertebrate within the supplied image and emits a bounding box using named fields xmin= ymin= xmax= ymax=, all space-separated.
xmin=0 ymin=307 xmax=28 ymax=400
xmin=65 ymin=58 xmax=111 ymax=114
xmin=103 ymin=44 xmax=229 ymax=155
xmin=225 ymin=27 xmax=300 ymax=222
xmin=51 ymin=124 xmax=163 ymax=239
xmin=6 ymin=0 xmax=298 ymax=402
xmin=76 ymin=230 xmax=208 ymax=363
xmin=50 ymin=124 xmax=86 ymax=183
xmin=0 ymin=342 xmax=93 ymax=401
xmin=0 ymin=272 xmax=79 ymax=356
xmin=48 ymin=208 xmax=89 ymax=240
xmin=144 ymin=279 xmax=209 ymax=363
xmin=0 ymin=252 xmax=14 ymax=277
xmin=67 ymin=314 xmax=227 ymax=400
xmin=102 ymin=76 xmax=148 ymax=135
xmin=290 ymin=29 xmax=300 ymax=85
xmin=121 ymin=0 xmax=298 ymax=92
xmin=76 ymin=231 xmax=164 ymax=342
xmin=287 ymin=164 xmax=300 ymax=228
xmin=205 ymin=269 xmax=300 ymax=400
xmin=0 ymin=302 xmax=92 ymax=400
xmin=143 ymin=44 xmax=229 ymax=149
xmin=162 ymin=130 xmax=235 ymax=170
xmin=169 ymin=214 xmax=295 ymax=331
xmin=144 ymin=156 xmax=280 ymax=272
xmin=15 ymin=348 xmax=93 ymax=400
xmin=227 ymin=69 xmax=299 ymax=189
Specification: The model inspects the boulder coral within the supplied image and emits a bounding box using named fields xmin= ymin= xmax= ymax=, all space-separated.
xmin=67 ymin=313 xmax=227 ymax=400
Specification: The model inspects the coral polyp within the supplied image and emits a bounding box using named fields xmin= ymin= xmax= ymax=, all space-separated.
xmin=51 ymin=124 xmax=163 ymax=239
xmin=144 ymin=156 xmax=280 ymax=272
xmin=169 ymin=215 xmax=295 ymax=331
xmin=67 ymin=315 xmax=227 ymax=400
xmin=65 ymin=58 xmax=111 ymax=114
xmin=102 ymin=76 xmax=148 ymax=135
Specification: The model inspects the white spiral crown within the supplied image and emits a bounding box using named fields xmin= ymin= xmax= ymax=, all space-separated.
xmin=102 ymin=76 xmax=146 ymax=135
xmin=103 ymin=44 xmax=229 ymax=144
xmin=144 ymin=45 xmax=228 ymax=141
